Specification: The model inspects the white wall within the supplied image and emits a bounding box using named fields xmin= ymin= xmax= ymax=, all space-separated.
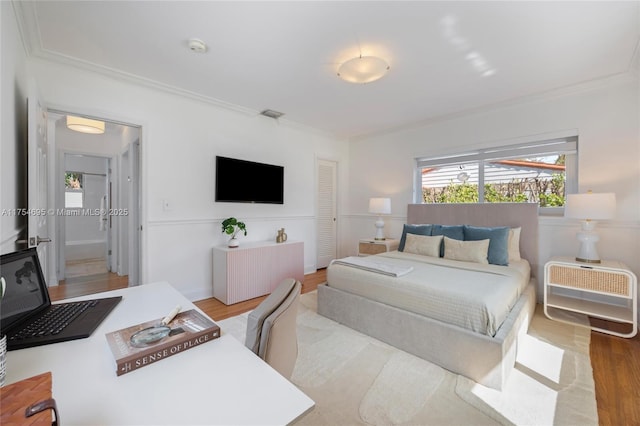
xmin=0 ymin=1 xmax=29 ymax=254
xmin=28 ymin=57 xmax=348 ymax=300
xmin=346 ymin=74 xmax=640 ymax=305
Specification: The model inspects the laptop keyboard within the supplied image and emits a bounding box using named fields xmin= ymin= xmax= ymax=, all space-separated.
xmin=8 ymin=300 xmax=99 ymax=342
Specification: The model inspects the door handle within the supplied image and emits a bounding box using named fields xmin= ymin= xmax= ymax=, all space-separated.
xmin=16 ymin=236 xmax=51 ymax=246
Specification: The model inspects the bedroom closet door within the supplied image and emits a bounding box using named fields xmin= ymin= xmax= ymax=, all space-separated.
xmin=316 ymin=159 xmax=337 ymax=268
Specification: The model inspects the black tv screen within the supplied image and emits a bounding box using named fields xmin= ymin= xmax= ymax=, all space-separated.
xmin=215 ymin=156 xmax=284 ymax=204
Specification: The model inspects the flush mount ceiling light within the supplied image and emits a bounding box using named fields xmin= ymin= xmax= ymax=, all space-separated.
xmin=66 ymin=115 xmax=105 ymax=134
xmin=337 ymin=55 xmax=390 ymax=84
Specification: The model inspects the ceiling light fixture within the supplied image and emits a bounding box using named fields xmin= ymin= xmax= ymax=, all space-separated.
xmin=66 ymin=115 xmax=105 ymax=134
xmin=337 ymin=55 xmax=390 ymax=84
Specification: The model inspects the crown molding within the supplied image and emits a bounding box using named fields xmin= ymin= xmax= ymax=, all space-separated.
xmin=11 ymin=0 xmax=39 ymax=57
xmin=13 ymin=2 xmax=337 ymax=140
xmin=352 ymin=69 xmax=638 ymax=142
xmin=13 ymin=0 xmax=638 ymax=143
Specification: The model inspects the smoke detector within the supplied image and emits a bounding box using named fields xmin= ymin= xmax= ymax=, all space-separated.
xmin=187 ymin=38 xmax=207 ymax=53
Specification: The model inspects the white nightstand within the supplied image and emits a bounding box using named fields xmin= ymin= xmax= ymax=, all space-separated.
xmin=358 ymin=238 xmax=400 ymax=256
xmin=544 ymin=256 xmax=637 ymax=338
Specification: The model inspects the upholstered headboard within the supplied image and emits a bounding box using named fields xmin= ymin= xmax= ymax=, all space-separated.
xmin=406 ymin=203 xmax=539 ymax=276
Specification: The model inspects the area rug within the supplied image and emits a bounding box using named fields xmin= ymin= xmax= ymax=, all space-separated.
xmin=218 ymin=291 xmax=598 ymax=426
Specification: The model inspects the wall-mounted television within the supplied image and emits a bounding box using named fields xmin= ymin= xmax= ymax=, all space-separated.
xmin=215 ymin=156 xmax=284 ymax=204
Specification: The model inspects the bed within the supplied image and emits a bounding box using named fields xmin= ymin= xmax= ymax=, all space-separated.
xmin=317 ymin=203 xmax=539 ymax=390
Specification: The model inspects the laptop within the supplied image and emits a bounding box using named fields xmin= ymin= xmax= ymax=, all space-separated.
xmin=1 ymin=248 xmax=122 ymax=351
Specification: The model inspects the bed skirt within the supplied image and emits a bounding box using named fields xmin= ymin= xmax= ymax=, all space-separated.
xmin=317 ymin=279 xmax=537 ymax=390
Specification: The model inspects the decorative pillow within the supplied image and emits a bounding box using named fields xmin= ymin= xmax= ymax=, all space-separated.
xmin=463 ymin=225 xmax=510 ymax=266
xmin=508 ymin=227 xmax=522 ymax=262
xmin=403 ymin=234 xmax=443 ymax=258
xmin=443 ymin=237 xmax=489 ymax=264
xmin=398 ymin=224 xmax=433 ymax=251
xmin=431 ymin=224 xmax=465 ymax=257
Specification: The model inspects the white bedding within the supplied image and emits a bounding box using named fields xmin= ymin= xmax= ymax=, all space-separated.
xmin=327 ymin=251 xmax=530 ymax=336
xmin=330 ymin=256 xmax=413 ymax=277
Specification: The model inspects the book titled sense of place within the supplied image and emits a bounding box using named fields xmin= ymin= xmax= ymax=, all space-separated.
xmin=105 ymin=309 xmax=220 ymax=376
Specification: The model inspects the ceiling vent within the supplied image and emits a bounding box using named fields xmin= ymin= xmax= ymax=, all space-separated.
xmin=260 ymin=109 xmax=285 ymax=119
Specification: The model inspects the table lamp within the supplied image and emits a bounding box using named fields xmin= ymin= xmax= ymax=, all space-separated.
xmin=564 ymin=191 xmax=616 ymax=263
xmin=369 ymin=197 xmax=391 ymax=240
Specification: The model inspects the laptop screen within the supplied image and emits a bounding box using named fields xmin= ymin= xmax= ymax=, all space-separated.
xmin=1 ymin=248 xmax=50 ymax=331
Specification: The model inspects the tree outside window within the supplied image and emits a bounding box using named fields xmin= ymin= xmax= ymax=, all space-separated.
xmin=417 ymin=138 xmax=576 ymax=210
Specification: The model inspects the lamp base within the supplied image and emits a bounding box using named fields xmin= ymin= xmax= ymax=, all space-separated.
xmin=575 ymin=223 xmax=601 ymax=263
xmin=374 ymin=216 xmax=386 ymax=240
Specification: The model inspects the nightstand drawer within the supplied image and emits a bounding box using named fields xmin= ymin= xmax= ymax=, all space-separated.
xmin=548 ymin=264 xmax=632 ymax=297
xmin=357 ymin=239 xmax=399 ymax=256
xmin=359 ymin=242 xmax=388 ymax=255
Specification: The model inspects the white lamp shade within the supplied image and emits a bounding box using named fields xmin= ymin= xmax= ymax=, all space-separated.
xmin=369 ymin=198 xmax=391 ymax=215
xmin=565 ymin=192 xmax=616 ymax=220
xmin=338 ymin=56 xmax=390 ymax=84
xmin=66 ymin=115 xmax=105 ymax=134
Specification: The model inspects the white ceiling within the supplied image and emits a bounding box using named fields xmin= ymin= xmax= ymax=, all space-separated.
xmin=15 ymin=1 xmax=640 ymax=139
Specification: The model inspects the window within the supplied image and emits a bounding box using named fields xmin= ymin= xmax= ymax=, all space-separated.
xmin=65 ymin=172 xmax=83 ymax=208
xmin=416 ymin=137 xmax=577 ymax=210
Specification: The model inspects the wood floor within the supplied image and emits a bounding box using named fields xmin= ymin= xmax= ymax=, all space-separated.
xmin=48 ymin=268 xmax=638 ymax=426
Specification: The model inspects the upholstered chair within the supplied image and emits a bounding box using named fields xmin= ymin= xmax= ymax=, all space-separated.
xmin=244 ymin=278 xmax=301 ymax=379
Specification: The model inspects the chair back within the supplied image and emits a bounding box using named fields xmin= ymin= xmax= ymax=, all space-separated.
xmin=245 ymin=278 xmax=301 ymax=378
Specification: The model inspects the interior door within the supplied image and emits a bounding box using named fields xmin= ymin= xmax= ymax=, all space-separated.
xmin=128 ymin=140 xmax=140 ymax=285
xmin=316 ymin=159 xmax=337 ymax=268
xmin=27 ymin=96 xmax=51 ymax=277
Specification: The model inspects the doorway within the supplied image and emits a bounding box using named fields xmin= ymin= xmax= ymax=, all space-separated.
xmin=62 ymin=155 xmax=109 ymax=279
xmin=51 ymin=111 xmax=141 ymax=287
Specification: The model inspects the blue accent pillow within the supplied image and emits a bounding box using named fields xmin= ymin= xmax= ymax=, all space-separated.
xmin=399 ymin=224 xmax=433 ymax=251
xmin=463 ymin=225 xmax=510 ymax=266
xmin=431 ymin=225 xmax=465 ymax=257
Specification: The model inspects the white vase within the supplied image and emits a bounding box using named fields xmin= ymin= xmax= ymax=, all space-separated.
xmin=228 ymin=237 xmax=239 ymax=248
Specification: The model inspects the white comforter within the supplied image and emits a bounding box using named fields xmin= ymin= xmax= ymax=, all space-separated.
xmin=327 ymin=251 xmax=530 ymax=336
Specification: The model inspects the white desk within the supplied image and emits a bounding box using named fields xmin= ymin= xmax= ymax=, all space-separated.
xmin=5 ymin=282 xmax=314 ymax=425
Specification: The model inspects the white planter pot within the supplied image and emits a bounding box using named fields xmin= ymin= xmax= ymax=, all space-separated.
xmin=228 ymin=238 xmax=239 ymax=248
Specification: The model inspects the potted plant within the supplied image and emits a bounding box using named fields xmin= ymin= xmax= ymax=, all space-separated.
xmin=221 ymin=217 xmax=247 ymax=248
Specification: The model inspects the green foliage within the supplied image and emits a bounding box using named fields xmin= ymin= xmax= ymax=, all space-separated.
xmin=221 ymin=217 xmax=247 ymax=238
xmin=65 ymin=172 xmax=82 ymax=189
xmin=539 ymin=193 xmax=565 ymax=207
xmin=423 ymin=174 xmax=565 ymax=206
xmin=434 ymin=182 xmax=478 ymax=203
xmin=484 ymin=183 xmax=529 ymax=203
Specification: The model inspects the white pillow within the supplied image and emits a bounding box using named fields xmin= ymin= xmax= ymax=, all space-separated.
xmin=404 ymin=234 xmax=443 ymax=258
xmin=443 ymin=236 xmax=489 ymax=264
xmin=508 ymin=227 xmax=522 ymax=262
